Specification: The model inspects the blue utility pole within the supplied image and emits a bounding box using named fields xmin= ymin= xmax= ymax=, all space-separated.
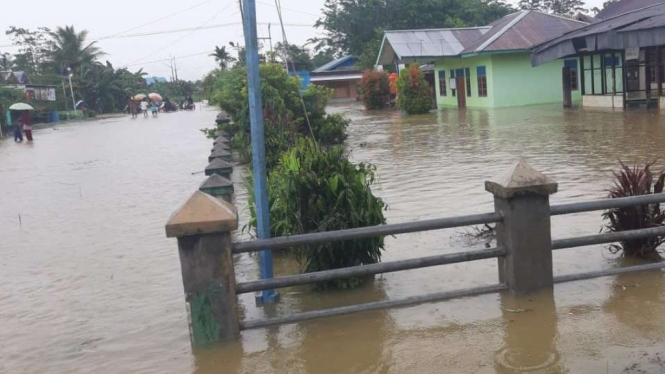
xmin=242 ymin=0 xmax=278 ymax=305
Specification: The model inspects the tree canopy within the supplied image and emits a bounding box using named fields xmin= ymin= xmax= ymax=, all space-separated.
xmin=518 ymin=0 xmax=588 ymax=15
xmin=210 ymin=46 xmax=235 ymax=70
xmin=312 ymin=0 xmax=514 ymax=64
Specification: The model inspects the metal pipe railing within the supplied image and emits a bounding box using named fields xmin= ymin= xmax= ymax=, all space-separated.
xmin=232 ymin=212 xmax=502 ymax=254
xmin=551 ymin=193 xmax=665 ymax=216
xmin=240 ymin=283 xmax=507 ymax=330
xmin=552 ymin=226 xmax=665 ymax=250
xmin=235 ymin=247 xmax=506 ymax=294
xmin=554 ymin=261 xmax=665 ymax=284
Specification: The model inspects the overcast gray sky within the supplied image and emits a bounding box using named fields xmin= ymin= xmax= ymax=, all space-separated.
xmin=0 ymin=0 xmax=605 ymax=81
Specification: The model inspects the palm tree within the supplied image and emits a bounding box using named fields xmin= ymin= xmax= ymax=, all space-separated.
xmin=48 ymin=26 xmax=104 ymax=75
xmin=210 ymin=46 xmax=235 ymax=70
xmin=0 ymin=53 xmax=14 ymax=71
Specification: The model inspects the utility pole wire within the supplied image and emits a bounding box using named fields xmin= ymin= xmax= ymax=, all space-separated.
xmin=273 ymin=0 xmax=316 ymax=141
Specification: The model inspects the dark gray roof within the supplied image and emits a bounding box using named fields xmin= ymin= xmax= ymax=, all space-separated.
xmin=462 ymin=11 xmax=587 ymax=54
xmin=375 ymin=10 xmax=585 ymax=65
xmin=597 ymin=0 xmax=665 ymax=20
xmin=532 ymin=2 xmax=665 ymax=66
xmin=0 ymin=71 xmax=29 ymax=84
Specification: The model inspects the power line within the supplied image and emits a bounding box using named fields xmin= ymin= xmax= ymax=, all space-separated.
xmin=98 ymin=0 xmax=217 ymax=40
xmin=124 ymin=2 xmax=234 ymax=67
xmin=121 ymin=51 xmax=213 ymax=68
xmin=256 ymin=0 xmax=320 ymax=17
xmin=95 ymin=22 xmax=311 ymax=40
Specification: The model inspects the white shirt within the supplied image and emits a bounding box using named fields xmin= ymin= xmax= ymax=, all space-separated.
xmin=140 ymin=102 xmax=148 ymax=111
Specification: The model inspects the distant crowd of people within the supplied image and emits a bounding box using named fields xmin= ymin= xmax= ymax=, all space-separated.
xmin=125 ymin=95 xmax=195 ymax=118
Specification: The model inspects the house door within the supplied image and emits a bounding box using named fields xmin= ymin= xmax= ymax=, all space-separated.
xmin=456 ymin=77 xmax=466 ymax=108
xmin=625 ymin=60 xmax=640 ymax=92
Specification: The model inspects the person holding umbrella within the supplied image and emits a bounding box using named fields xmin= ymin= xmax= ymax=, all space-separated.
xmin=9 ymin=103 xmax=34 ymax=141
xmin=13 ymin=118 xmax=23 ymax=142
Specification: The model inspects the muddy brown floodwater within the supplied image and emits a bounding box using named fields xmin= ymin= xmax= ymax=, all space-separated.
xmin=2 ymin=104 xmax=665 ymax=373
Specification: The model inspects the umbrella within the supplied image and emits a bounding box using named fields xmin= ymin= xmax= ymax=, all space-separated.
xmin=134 ymin=94 xmax=147 ymax=101
xmin=76 ymin=100 xmax=85 ymax=109
xmin=9 ymin=103 xmax=34 ymax=111
xmin=148 ymin=93 xmax=162 ymax=101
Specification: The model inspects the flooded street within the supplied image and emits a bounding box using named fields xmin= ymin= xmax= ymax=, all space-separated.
xmin=2 ymin=104 xmax=665 ymax=373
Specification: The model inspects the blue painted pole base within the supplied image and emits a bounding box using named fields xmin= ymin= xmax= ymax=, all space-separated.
xmin=255 ymin=290 xmax=280 ymax=307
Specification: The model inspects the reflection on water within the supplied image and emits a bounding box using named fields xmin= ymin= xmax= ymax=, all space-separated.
xmin=3 ymin=104 xmax=665 ymax=372
xmin=494 ymin=291 xmax=561 ymax=373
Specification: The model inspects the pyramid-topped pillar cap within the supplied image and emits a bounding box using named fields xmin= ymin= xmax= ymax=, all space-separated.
xmin=165 ymin=191 xmax=238 ymax=238
xmin=485 ymin=160 xmax=557 ymax=199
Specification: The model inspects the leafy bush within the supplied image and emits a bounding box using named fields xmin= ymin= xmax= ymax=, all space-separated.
xmin=359 ymin=69 xmax=391 ymax=110
xmin=249 ymin=139 xmax=387 ymax=289
xmin=396 ymin=64 xmax=432 ymax=115
xmin=0 ymin=87 xmax=26 ymax=127
xmin=602 ymin=160 xmax=665 ymax=261
xmin=204 ymin=64 xmax=348 ymax=170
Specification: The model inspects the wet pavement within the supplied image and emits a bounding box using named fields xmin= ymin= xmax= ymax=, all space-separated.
xmin=2 ymin=104 xmax=665 ymax=373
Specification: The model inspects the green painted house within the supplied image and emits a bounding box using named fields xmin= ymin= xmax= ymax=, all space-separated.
xmin=376 ymin=11 xmax=587 ymax=108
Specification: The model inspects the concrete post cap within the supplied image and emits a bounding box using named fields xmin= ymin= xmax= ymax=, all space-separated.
xmin=199 ymin=174 xmax=233 ymax=189
xmin=485 ymin=160 xmax=558 ymax=199
xmin=211 ymin=142 xmax=230 ymax=152
xmin=165 ymin=191 xmax=238 ymax=238
xmin=213 ymin=136 xmax=230 ymax=144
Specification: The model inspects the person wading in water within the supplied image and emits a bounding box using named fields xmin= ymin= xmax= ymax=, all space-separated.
xmin=128 ymin=97 xmax=138 ymax=119
xmin=140 ymin=99 xmax=149 ymax=117
xmin=21 ymin=111 xmax=33 ymax=141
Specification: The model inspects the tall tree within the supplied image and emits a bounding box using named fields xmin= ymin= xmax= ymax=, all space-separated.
xmin=546 ymin=0 xmax=586 ymax=15
xmin=209 ymin=46 xmax=235 ymax=70
xmin=312 ymin=49 xmax=335 ymax=69
xmin=519 ymin=0 xmax=545 ymax=10
xmin=520 ymin=0 xmax=587 ymax=15
xmin=47 ymin=26 xmax=103 ymax=75
xmin=0 ymin=53 xmax=14 ymax=71
xmin=312 ymin=0 xmax=513 ymax=60
xmin=275 ymin=42 xmax=313 ymax=71
xmin=5 ymin=26 xmax=51 ymax=75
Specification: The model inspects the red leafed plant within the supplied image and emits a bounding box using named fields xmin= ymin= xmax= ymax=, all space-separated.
xmin=359 ymin=69 xmax=391 ymax=110
xmin=602 ymin=160 xmax=665 ymax=261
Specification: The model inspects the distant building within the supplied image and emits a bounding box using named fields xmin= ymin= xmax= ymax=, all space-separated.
xmin=376 ymin=11 xmax=587 ymax=108
xmin=1 ymin=71 xmax=57 ymax=102
xmin=310 ymin=56 xmax=362 ymax=102
xmin=532 ymin=1 xmax=665 ymax=109
xmin=145 ymin=76 xmax=167 ymax=85
xmin=595 ymin=0 xmax=664 ymax=20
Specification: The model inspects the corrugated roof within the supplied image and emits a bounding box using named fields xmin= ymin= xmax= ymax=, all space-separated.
xmin=532 ymin=2 xmax=665 ymax=66
xmin=597 ymin=0 xmax=665 ymax=20
xmin=462 ymin=11 xmax=586 ymax=53
xmin=375 ymin=11 xmax=585 ymax=65
xmin=313 ymin=56 xmax=357 ymax=73
xmin=376 ymin=27 xmax=490 ymax=65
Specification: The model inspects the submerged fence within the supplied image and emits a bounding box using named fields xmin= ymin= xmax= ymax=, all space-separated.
xmin=166 ymin=155 xmax=665 ymax=346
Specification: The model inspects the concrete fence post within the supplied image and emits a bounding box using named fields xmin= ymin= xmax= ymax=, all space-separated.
xmin=485 ymin=160 xmax=558 ymax=293
xmin=165 ymin=191 xmax=240 ymax=345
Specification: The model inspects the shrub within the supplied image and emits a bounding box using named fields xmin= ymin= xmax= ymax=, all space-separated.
xmin=0 ymin=87 xmax=25 ymax=127
xmin=249 ymin=139 xmax=387 ymax=289
xmin=602 ymin=160 xmax=665 ymax=261
xmin=203 ymin=64 xmax=348 ymax=170
xmin=359 ymin=69 xmax=391 ymax=110
xmin=396 ymin=64 xmax=432 ymax=115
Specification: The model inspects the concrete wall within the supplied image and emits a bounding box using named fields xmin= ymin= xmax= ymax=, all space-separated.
xmin=312 ymin=80 xmax=359 ymax=100
xmin=491 ymin=53 xmax=582 ymax=108
xmin=582 ymin=95 xmax=623 ymax=108
xmin=434 ymin=52 xmax=581 ymax=108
